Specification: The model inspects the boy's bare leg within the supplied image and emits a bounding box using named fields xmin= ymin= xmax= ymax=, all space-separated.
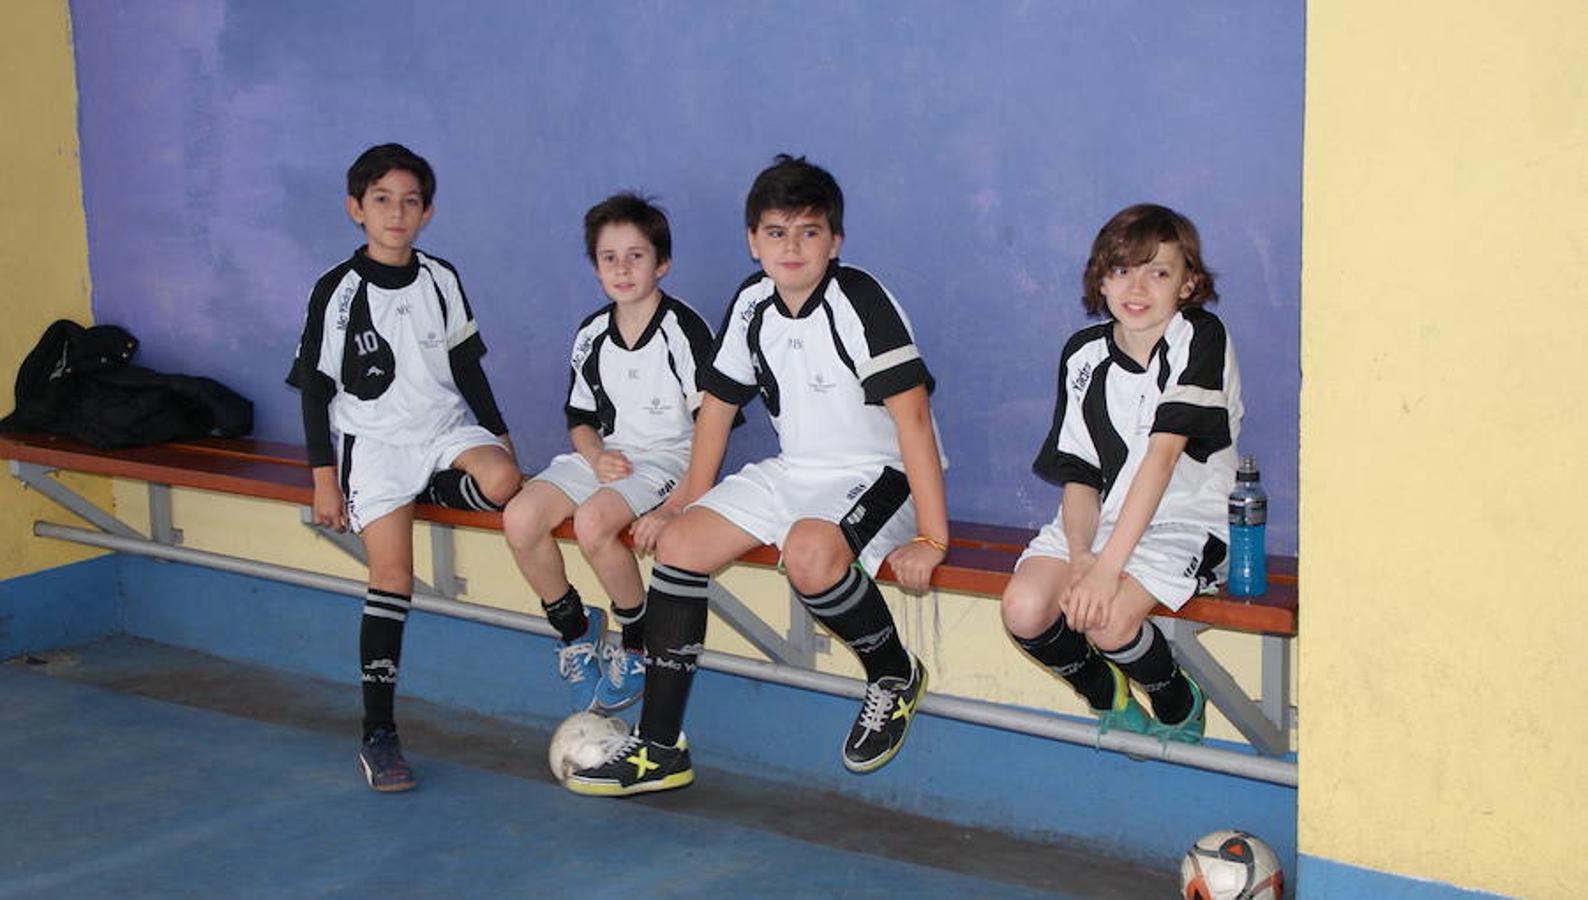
xmin=1001 ymin=555 xmax=1129 ymax=719
xmin=636 ymin=507 xmax=763 ymax=744
xmin=574 ymin=489 xmax=646 ymax=610
xmin=450 ymin=443 xmax=522 ymax=507
xmin=502 ymin=480 xmax=578 ymax=601
xmin=1087 ymin=576 xmax=1200 ymax=729
xmin=355 ymin=503 xmax=418 ymax=790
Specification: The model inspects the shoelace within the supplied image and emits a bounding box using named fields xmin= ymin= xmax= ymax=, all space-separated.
xmin=594 ymin=732 xmax=644 ymax=766
xmin=604 ymin=645 xmax=638 ymax=688
xmin=855 ymin=680 xmax=898 ymax=736
xmin=558 ymin=641 xmax=597 ymax=681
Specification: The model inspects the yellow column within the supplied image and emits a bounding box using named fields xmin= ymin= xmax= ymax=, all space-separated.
xmin=1302 ymin=3 xmax=1588 ymax=896
xmin=0 ymin=0 xmax=105 ymax=579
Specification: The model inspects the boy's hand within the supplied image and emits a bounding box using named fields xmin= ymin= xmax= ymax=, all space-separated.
xmin=1060 ymin=559 xmax=1121 ymax=633
xmin=593 ymin=449 xmax=634 ymax=483
xmin=885 ymin=540 xmax=944 ymax=595
xmin=310 ymin=471 xmax=348 ymax=532
xmin=630 ymin=498 xmax=683 ymax=555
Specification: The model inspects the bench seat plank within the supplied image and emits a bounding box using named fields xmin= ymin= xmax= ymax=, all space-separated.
xmin=1 ymin=434 xmax=1296 ymax=634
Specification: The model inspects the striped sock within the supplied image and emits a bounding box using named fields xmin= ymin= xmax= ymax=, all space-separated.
xmin=360 ymin=587 xmax=410 ymax=737
xmin=796 ymin=566 xmax=911 ymax=683
xmin=422 ymin=469 xmax=503 ymax=511
xmin=638 ymin=564 xmax=709 ymax=746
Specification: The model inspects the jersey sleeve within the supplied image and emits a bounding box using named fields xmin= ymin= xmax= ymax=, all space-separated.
xmin=563 ymin=314 xmax=604 ymax=432
xmin=829 ymin=267 xmax=934 ymax=404
xmin=424 ymin=255 xmax=485 ymax=364
xmin=1151 ymin=309 xmax=1236 ymax=463
xmin=697 ymin=274 xmax=764 ymax=407
xmin=1031 ymin=328 xmax=1107 ymax=490
xmin=285 ymin=271 xmax=344 ymax=468
xmin=662 ymin=298 xmax=715 ymax=415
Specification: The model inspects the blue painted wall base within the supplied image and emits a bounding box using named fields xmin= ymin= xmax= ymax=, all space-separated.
xmin=12 ymin=554 xmax=1302 ymax=876
xmin=1297 ymin=856 xmax=1509 ymax=898
xmin=0 ymin=554 xmax=121 ymax=659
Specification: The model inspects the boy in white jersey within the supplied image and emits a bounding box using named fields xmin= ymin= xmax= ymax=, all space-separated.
xmin=287 ymin=144 xmax=520 ymax=792
xmin=1001 ymin=204 xmax=1243 ymax=744
xmin=568 ymin=155 xmax=949 ymax=797
xmin=502 ymin=193 xmax=717 ymax=713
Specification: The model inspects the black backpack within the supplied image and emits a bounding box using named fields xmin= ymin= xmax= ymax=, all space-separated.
xmin=0 ymin=319 xmax=253 ymax=448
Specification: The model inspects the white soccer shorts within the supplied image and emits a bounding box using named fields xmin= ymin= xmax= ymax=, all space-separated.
xmin=1016 ymin=518 xmax=1226 ymax=611
xmin=530 ymin=449 xmax=688 ymax=517
xmin=691 ymin=457 xmax=917 ymax=577
xmin=339 ymin=424 xmax=504 ymax=532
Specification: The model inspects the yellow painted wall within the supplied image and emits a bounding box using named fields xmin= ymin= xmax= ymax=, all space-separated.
xmin=1301 ymin=3 xmax=1588 ymax=896
xmin=0 ymin=0 xmax=107 ymax=581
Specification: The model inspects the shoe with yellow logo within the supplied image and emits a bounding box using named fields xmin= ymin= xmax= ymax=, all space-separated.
xmin=842 ymin=655 xmax=929 ymax=773
xmin=564 ymin=730 xmax=694 ymax=797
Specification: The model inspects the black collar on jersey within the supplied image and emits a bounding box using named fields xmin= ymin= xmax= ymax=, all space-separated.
xmin=605 ymin=292 xmax=676 ymax=351
xmin=351 ymin=247 xmax=422 ymax=291
xmin=1102 ymin=317 xmax=1173 ymax=375
xmin=770 ymin=259 xmax=840 ymax=319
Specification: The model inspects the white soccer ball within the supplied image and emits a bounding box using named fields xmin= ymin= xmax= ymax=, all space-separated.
xmin=1180 ymin=829 xmax=1284 ymax=899
xmin=547 ymin=711 xmax=628 ymax=783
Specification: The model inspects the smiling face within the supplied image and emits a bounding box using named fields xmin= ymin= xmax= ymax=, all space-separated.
xmin=346 ymin=168 xmax=432 ymax=266
xmin=593 ymin=221 xmax=669 ymax=308
xmin=746 ymin=208 xmax=842 ymax=312
xmin=1100 ymin=240 xmax=1196 ymax=352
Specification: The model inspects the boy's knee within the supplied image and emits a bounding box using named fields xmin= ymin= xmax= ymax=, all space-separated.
xmin=477 ymin=465 xmax=522 ymax=507
xmin=572 ymin=502 xmax=626 ymax=551
xmin=782 ymin=523 xmax=850 ymax=595
xmin=999 ymin=588 xmax=1053 ymax=640
xmin=1086 ymin=617 xmax=1142 ymax=654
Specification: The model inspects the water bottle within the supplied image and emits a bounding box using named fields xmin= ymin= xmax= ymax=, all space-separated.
xmin=1227 ymin=455 xmax=1268 ymax=597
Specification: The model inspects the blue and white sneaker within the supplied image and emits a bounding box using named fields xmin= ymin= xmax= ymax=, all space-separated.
xmin=594 ymin=642 xmax=646 ymax=712
xmin=557 ymin=607 xmax=606 ymax=712
xmin=358 ymin=728 xmax=417 ymax=793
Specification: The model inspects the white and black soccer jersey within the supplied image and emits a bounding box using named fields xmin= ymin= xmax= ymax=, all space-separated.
xmin=287 ymin=248 xmax=506 ymax=467
xmin=1032 ymin=308 xmax=1242 ymax=536
xmin=563 ymin=294 xmax=715 ymax=455
xmin=701 ymin=260 xmax=942 ymax=469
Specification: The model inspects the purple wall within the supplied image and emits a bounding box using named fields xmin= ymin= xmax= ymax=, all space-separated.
xmin=71 ymin=1 xmax=1303 ymax=551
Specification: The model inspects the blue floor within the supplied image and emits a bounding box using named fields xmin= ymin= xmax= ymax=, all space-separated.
xmin=0 ymin=650 xmax=1133 ymax=898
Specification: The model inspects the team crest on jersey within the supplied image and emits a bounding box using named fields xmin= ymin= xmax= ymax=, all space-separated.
xmin=645 ymin=397 xmax=671 ymax=415
xmin=809 ymin=373 xmax=835 ymax=394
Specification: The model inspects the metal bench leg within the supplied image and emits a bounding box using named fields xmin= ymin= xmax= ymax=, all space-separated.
xmin=1156 ymin=617 xmax=1291 ymax=757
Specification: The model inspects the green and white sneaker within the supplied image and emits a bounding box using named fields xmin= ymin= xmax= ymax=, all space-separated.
xmin=1093 ymin=660 xmax=1152 ymax=736
xmin=564 ymin=731 xmax=694 ymax=797
xmin=1149 ymin=676 xmax=1207 ymax=744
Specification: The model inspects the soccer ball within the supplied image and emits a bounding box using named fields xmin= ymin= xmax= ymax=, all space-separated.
xmin=1180 ymin=830 xmax=1284 ymax=899
xmin=547 ymin=711 xmax=628 ymax=782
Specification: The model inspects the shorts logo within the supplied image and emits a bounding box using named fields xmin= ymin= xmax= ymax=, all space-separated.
xmin=656 ymin=478 xmax=676 ymax=498
xmin=1182 ymin=554 xmax=1202 ymax=578
xmin=844 ymin=504 xmax=867 ymax=526
xmin=846 ymin=483 xmax=866 ymax=500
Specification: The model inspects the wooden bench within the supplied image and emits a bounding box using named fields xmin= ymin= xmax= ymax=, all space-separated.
xmin=2 ymin=432 xmax=1298 ymax=756
xmin=0 ymin=433 xmax=1296 ymax=634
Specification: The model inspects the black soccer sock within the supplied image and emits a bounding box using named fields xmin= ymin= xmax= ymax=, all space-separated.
xmin=796 ymin=566 xmax=912 ymax=683
xmin=421 ymin=469 xmax=504 ymax=512
xmin=611 ymin=599 xmax=646 ymax=652
xmin=360 ymin=588 xmax=410 ymax=738
xmin=1102 ymin=622 xmax=1194 ymax=724
xmin=638 ymin=564 xmax=710 ymax=746
xmin=1013 ymin=614 xmax=1116 ymax=711
xmin=541 ymin=586 xmax=589 ymax=644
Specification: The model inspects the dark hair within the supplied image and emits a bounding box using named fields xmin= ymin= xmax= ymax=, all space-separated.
xmin=744 ymin=154 xmax=844 ymax=236
xmin=583 ymin=192 xmax=672 ymax=265
xmin=1081 ymin=203 xmax=1217 ymax=315
xmin=347 ymin=143 xmax=436 ymax=208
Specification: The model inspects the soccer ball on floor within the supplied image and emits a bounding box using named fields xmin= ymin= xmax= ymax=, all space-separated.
xmin=1180 ymin=829 xmax=1284 ymax=899
xmin=547 ymin=711 xmax=628 ymax=783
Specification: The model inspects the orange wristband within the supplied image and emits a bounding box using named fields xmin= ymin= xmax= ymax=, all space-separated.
xmin=911 ymin=535 xmax=948 ymax=553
